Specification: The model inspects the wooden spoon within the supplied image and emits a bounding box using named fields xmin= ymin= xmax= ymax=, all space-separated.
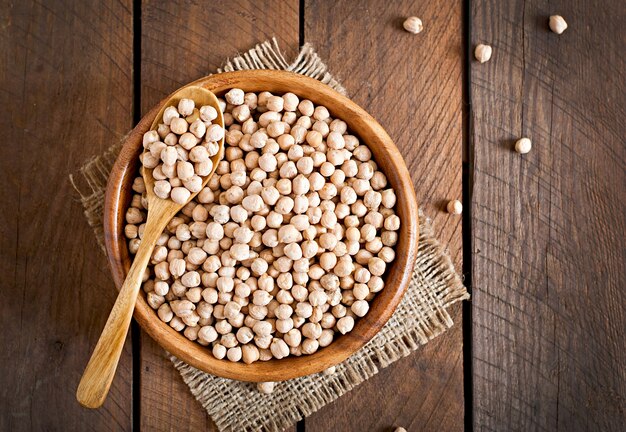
xmin=76 ymin=86 xmax=224 ymax=409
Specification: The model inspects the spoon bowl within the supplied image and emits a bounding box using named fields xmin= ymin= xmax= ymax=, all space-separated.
xmin=142 ymin=86 xmax=225 ymax=204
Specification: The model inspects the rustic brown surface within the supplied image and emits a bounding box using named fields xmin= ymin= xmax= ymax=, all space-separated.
xmin=138 ymin=1 xmax=299 ymax=429
xmin=5 ymin=0 xmax=625 ymax=430
xmin=0 ymin=0 xmax=134 ymax=430
xmin=471 ymin=1 xmax=626 ymax=431
xmin=304 ymin=0 xmax=466 ymax=431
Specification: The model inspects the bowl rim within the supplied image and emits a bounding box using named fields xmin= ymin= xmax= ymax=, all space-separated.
xmin=104 ymin=70 xmax=419 ymax=381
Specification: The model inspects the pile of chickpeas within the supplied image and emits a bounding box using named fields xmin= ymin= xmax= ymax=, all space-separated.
xmin=141 ymin=99 xmax=224 ymax=204
xmin=125 ymin=88 xmax=400 ymax=364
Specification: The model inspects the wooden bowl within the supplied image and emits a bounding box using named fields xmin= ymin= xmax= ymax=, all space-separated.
xmin=104 ymin=70 xmax=419 ymax=381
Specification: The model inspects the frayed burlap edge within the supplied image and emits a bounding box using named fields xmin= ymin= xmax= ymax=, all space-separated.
xmin=70 ymin=38 xmax=468 ymax=432
xmin=69 ymin=141 xmax=123 ymax=252
xmin=218 ymin=38 xmax=346 ymax=95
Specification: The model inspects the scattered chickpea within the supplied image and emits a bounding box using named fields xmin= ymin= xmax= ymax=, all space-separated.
xmin=474 ymin=44 xmax=492 ymax=63
xmin=403 ymin=16 xmax=423 ymax=34
xmin=322 ymin=365 xmax=337 ymax=375
xmin=447 ymin=199 xmax=463 ymax=215
xmin=549 ymin=15 xmax=567 ymax=34
xmin=257 ymin=381 xmax=275 ymax=394
xmin=515 ymin=137 xmax=532 ymax=154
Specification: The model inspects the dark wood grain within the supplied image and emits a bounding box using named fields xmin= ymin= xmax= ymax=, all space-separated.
xmin=141 ymin=336 xmax=214 ymax=431
xmin=140 ymin=0 xmax=299 ymax=111
xmin=6 ymin=0 xmax=624 ymax=429
xmin=304 ymin=1 xmax=466 ymax=431
xmin=139 ymin=1 xmax=299 ymax=428
xmin=0 ymin=0 xmax=134 ymax=430
xmin=471 ymin=0 xmax=626 ymax=430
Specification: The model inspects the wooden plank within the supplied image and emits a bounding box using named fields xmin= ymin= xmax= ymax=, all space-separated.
xmin=0 ymin=0 xmax=134 ymax=430
xmin=140 ymin=0 xmax=299 ymax=111
xmin=304 ymin=1 xmax=465 ymax=430
xmin=471 ymin=0 xmax=626 ymax=430
xmin=139 ymin=1 xmax=299 ymax=429
xmin=140 ymin=337 xmax=214 ymax=431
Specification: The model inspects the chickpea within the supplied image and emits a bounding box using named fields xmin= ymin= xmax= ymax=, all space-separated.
xmin=379 ymin=246 xmax=396 ymax=263
xmin=334 ymin=256 xmax=354 ymax=277
xmin=368 ymin=257 xmax=386 ymax=276
xmin=318 ymin=329 xmax=334 ymax=347
xmin=275 ymin=196 xmax=294 ymax=214
xmin=308 ymin=290 xmax=328 ymax=307
xmin=381 ymin=189 xmax=397 ymax=208
xmin=381 ymin=230 xmax=398 ymax=246
xmin=232 ymin=104 xmax=250 ymax=123
xmin=269 ymin=338 xmax=289 ymax=359
xmin=301 ymin=338 xmax=319 ymax=354
xmin=302 ymin=322 xmax=322 ymax=340
xmin=242 ymin=344 xmax=260 ymax=364
xmin=337 ymin=316 xmax=355 ymax=334
xmin=351 ymin=300 xmax=370 ymax=317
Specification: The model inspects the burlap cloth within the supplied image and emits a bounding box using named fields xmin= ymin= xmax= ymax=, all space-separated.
xmin=70 ymin=39 xmax=469 ymax=432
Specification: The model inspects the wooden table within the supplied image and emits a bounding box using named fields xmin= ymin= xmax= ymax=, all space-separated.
xmin=1 ymin=0 xmax=624 ymax=430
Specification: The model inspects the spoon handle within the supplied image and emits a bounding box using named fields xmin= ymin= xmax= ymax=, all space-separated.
xmin=76 ymin=215 xmax=162 ymax=408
